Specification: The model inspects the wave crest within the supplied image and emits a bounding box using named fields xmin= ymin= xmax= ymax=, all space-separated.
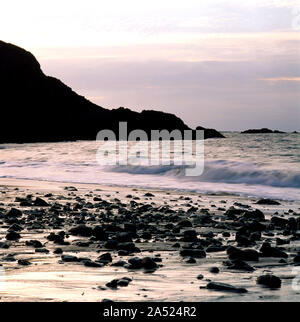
xmin=107 ymin=160 xmax=300 ymax=188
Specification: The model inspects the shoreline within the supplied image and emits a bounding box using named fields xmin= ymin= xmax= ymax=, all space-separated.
xmin=0 ymin=177 xmax=299 ymax=302
xmin=1 ymin=177 xmax=299 ymax=203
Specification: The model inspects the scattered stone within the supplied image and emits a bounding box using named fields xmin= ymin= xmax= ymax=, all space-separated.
xmin=223 ymin=259 xmax=254 ymax=272
xmin=64 ymin=186 xmax=78 ymax=191
xmin=222 ymin=232 xmax=230 ymax=237
xmin=116 ymin=242 xmax=138 ymax=252
xmin=227 ymin=247 xmax=259 ymax=261
xmin=111 ymin=260 xmax=127 ymax=267
xmin=209 ymin=267 xmax=220 ymax=273
xmin=127 ymin=257 xmax=143 ymax=269
xmin=104 ymin=240 xmax=118 ymax=249
xmin=26 ymin=240 xmax=43 ymax=248
xmin=117 ymin=278 xmax=132 ymax=287
xmin=93 ymin=226 xmax=108 ymax=241
xmin=206 ymin=282 xmax=247 ymax=293
xmin=83 ymin=260 xmax=104 ymax=268
xmin=18 ymin=259 xmax=31 ymax=266
xmin=97 ymin=252 xmax=112 ymax=263
xmin=271 ymin=216 xmax=288 ymax=228
xmin=6 ymin=208 xmax=22 ymax=218
xmin=35 ymin=248 xmax=49 ymax=253
xmin=293 ymin=255 xmax=300 ymax=263
xmin=141 ymin=257 xmax=158 ymax=269
xmin=69 ymin=225 xmax=93 ymax=237
xmin=2 ymin=254 xmax=16 ymax=262
xmin=144 ymin=193 xmax=154 ymax=197
xmin=105 ymin=277 xmax=132 ymax=289
xmin=6 ymin=231 xmax=20 ymax=240
xmin=186 ymin=257 xmax=196 ymax=264
xmin=260 ymin=242 xmax=288 ymax=258
xmin=8 ymin=223 xmax=22 ymax=232
xmin=105 ymin=279 xmax=118 ymax=289
xmin=61 ymin=255 xmax=79 ymax=262
xmin=244 ymin=209 xmax=265 ymax=221
xmin=0 ymin=242 xmax=10 ymax=249
xmin=177 ymin=220 xmax=193 ymax=228
xmin=180 ymin=249 xmax=206 ymax=258
xmin=116 ymin=232 xmax=132 ymax=243
xmin=206 ymin=245 xmax=226 ymax=253
xmin=256 ymin=199 xmax=281 ymax=205
xmin=34 ymin=197 xmax=49 ymax=206
xmin=256 ymin=274 xmax=281 ymax=288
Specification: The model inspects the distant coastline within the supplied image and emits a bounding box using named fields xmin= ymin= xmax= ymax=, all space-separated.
xmin=241 ymin=128 xmax=294 ymax=134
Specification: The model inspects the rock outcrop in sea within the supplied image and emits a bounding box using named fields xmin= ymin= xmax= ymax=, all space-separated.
xmin=0 ymin=40 xmax=224 ymax=143
xmin=241 ymin=128 xmax=286 ymax=134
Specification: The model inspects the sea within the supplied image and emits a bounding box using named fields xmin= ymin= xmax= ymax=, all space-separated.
xmin=0 ymin=132 xmax=299 ymax=201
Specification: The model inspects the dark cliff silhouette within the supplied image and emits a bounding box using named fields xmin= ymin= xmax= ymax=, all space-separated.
xmin=0 ymin=40 xmax=224 ymax=143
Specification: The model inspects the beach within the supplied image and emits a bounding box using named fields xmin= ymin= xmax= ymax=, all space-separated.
xmin=0 ymin=178 xmax=300 ymax=302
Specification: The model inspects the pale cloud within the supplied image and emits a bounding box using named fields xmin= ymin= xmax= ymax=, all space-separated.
xmin=260 ymin=77 xmax=300 ymax=82
xmin=1 ymin=0 xmax=300 ymax=48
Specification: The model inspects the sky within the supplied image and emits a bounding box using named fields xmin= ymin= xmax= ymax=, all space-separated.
xmin=1 ymin=0 xmax=300 ymax=131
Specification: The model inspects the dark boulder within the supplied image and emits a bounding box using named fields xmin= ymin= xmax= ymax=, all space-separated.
xmin=256 ymin=274 xmax=281 ymax=288
xmin=6 ymin=231 xmax=20 ymax=240
xmin=97 ymin=252 xmax=112 ymax=263
xmin=227 ymin=247 xmax=259 ymax=261
xmin=209 ymin=267 xmax=220 ymax=273
xmin=25 ymin=240 xmax=43 ymax=248
xmin=127 ymin=257 xmax=143 ymax=269
xmin=69 ymin=225 xmax=93 ymax=237
xmin=61 ymin=255 xmax=79 ymax=262
xmin=6 ymin=208 xmax=22 ymax=218
xmin=18 ymin=259 xmax=31 ymax=266
xmin=177 ymin=220 xmax=193 ymax=228
xmin=116 ymin=232 xmax=132 ymax=243
xmin=224 ymin=259 xmax=254 ymax=272
xmin=33 ymin=197 xmax=49 ymax=206
xmin=141 ymin=257 xmax=158 ymax=269
xmin=0 ymin=242 xmax=10 ymax=249
xmin=256 ymin=199 xmax=281 ymax=205
xmin=180 ymin=249 xmax=206 ymax=258
xmin=271 ymin=216 xmax=288 ymax=228
xmin=243 ymin=209 xmax=265 ymax=221
xmin=83 ymin=260 xmax=104 ymax=268
xmin=116 ymin=242 xmax=138 ymax=252
xmin=260 ymin=242 xmax=288 ymax=258
xmin=35 ymin=248 xmax=49 ymax=253
xmin=104 ymin=240 xmax=118 ymax=249
xmin=92 ymin=226 xmax=108 ymax=241
xmin=183 ymin=230 xmax=198 ymax=242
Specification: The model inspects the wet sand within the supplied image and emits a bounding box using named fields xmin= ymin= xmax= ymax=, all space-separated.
xmin=0 ymin=178 xmax=300 ymax=302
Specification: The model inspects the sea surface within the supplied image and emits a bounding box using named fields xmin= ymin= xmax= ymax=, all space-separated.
xmin=0 ymin=132 xmax=299 ymax=200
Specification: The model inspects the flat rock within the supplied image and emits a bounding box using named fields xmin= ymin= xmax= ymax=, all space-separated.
xmin=206 ymin=282 xmax=247 ymax=293
xmin=256 ymin=199 xmax=281 ymax=205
